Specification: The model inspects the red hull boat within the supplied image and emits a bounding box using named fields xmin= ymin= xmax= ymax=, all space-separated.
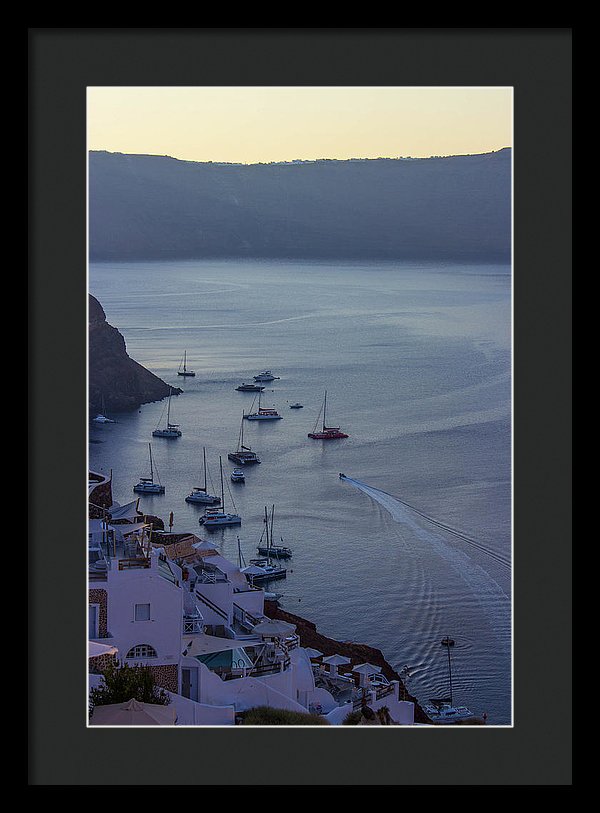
xmin=308 ymin=391 xmax=349 ymax=440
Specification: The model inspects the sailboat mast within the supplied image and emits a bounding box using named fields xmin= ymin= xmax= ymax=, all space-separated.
xmin=148 ymin=443 xmax=154 ymax=481
xmin=442 ymin=636 xmax=454 ymax=706
xmin=264 ymin=505 xmax=270 ymax=549
xmin=166 ymin=388 xmax=171 ymax=426
xmin=219 ymin=456 xmax=225 ymax=511
xmin=270 ymin=504 xmax=275 ymax=550
xmin=183 ymin=350 xmax=187 ymax=372
xmin=202 ymin=447 xmax=207 ymax=491
xmin=323 ymin=390 xmax=327 ymax=431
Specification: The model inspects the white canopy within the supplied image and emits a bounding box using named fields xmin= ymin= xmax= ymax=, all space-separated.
xmin=108 ymin=501 xmax=140 ymax=521
xmin=303 ymin=648 xmax=323 ymax=659
xmin=241 ymin=564 xmax=267 ymax=576
xmin=352 ymin=663 xmax=382 ymax=675
xmin=183 ymin=634 xmax=260 ymax=658
xmin=88 ymin=641 xmax=118 ymax=658
xmin=89 ymin=698 xmax=176 ymax=726
xmin=322 ymin=654 xmax=351 ymax=666
xmin=192 ymin=539 xmax=218 ymax=552
xmin=251 ymin=620 xmax=297 ymax=638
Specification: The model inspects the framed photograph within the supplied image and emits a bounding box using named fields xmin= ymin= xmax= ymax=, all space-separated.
xmin=30 ymin=28 xmax=572 ymax=785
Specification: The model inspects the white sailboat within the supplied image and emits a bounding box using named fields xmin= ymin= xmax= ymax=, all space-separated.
xmin=177 ymin=350 xmax=196 ymax=377
xmin=152 ymin=387 xmax=182 ymax=438
xmin=199 ymin=457 xmax=242 ymax=528
xmin=185 ymin=447 xmax=221 ymax=505
xmin=422 ymin=636 xmax=476 ymax=724
xmin=92 ymin=394 xmax=115 ymax=423
xmin=133 ymin=444 xmax=165 ymax=494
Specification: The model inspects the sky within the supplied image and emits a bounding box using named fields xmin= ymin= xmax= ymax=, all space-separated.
xmin=87 ymin=86 xmax=513 ymax=164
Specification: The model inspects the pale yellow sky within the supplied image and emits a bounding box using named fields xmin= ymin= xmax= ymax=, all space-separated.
xmin=87 ymin=86 xmax=513 ymax=164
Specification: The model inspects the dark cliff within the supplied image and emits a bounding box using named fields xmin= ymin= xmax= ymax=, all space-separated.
xmin=89 ymin=294 xmax=181 ymax=413
xmin=264 ymin=600 xmax=431 ymax=723
xmin=89 ymin=149 xmax=511 ymax=263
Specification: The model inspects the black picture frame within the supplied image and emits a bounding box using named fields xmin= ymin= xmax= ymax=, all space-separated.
xmin=29 ymin=28 xmax=572 ymax=786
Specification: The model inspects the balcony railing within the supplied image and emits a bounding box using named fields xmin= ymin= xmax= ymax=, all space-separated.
xmin=183 ymin=615 xmax=203 ymax=635
xmin=118 ymin=557 xmax=151 ymax=570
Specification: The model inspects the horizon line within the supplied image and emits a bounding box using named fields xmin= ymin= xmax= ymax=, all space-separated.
xmin=89 ymin=146 xmax=512 ymax=167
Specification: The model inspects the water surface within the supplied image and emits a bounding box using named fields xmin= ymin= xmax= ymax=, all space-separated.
xmin=89 ymin=259 xmax=512 ymax=724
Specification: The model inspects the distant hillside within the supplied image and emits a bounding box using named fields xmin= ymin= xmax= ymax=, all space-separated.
xmin=89 ymin=150 xmax=511 ymax=263
xmin=89 ymin=294 xmax=181 ymax=413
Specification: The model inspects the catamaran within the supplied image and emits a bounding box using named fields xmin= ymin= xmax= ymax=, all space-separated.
xmin=133 ymin=443 xmax=165 ymax=494
xmin=308 ymin=390 xmax=349 ymax=440
xmin=244 ymin=392 xmax=283 ymax=421
xmin=228 ymin=414 xmax=261 ymax=465
xmin=177 ymin=350 xmax=195 ymax=377
xmin=256 ymin=504 xmax=292 ymax=558
xmin=198 ymin=456 xmax=242 ymax=528
xmin=185 ymin=447 xmax=221 ymax=505
xmin=152 ymin=387 xmax=182 ymax=438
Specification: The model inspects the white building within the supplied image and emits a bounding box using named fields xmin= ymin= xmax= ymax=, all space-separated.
xmin=88 ymin=500 xmax=416 ymax=726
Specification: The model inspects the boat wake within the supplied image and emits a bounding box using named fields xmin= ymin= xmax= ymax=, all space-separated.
xmin=340 ymin=475 xmax=511 ymax=571
xmin=339 ymin=475 xmax=511 ymax=652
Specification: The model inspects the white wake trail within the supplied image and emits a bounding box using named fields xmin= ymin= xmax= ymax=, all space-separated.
xmin=339 ymin=475 xmax=511 ymax=652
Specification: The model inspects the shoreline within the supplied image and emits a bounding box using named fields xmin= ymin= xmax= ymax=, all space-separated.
xmin=264 ymin=600 xmax=431 ymax=724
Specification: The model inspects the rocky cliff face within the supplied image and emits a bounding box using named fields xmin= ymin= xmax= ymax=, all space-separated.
xmin=89 ymin=294 xmax=181 ymax=414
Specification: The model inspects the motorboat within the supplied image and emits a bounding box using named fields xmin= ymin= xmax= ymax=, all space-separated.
xmin=92 ymin=414 xmax=115 ymax=424
xmin=422 ymin=700 xmax=476 ymax=724
xmin=289 ymin=403 xmax=304 ymax=409
xmin=245 ymin=558 xmax=287 ymax=582
xmin=236 ymin=383 xmax=265 ymax=392
xmin=230 ymin=468 xmax=245 ymax=483
xmin=253 ymin=370 xmax=280 ymax=382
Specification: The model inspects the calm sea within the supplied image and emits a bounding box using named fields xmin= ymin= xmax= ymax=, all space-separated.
xmin=89 ymin=259 xmax=512 ymax=724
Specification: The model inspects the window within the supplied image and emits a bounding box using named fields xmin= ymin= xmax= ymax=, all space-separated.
xmin=134 ymin=603 xmax=151 ymax=621
xmin=89 ymin=604 xmax=99 ymax=638
xmin=126 ymin=644 xmax=157 ymax=659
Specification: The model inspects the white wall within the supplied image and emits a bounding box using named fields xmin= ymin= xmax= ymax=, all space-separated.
xmin=107 ymin=564 xmax=183 ymax=670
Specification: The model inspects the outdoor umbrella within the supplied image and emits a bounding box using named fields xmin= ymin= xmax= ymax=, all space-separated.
xmin=322 ymin=654 xmax=351 ymax=676
xmin=89 ymin=698 xmax=177 ymax=726
xmin=251 ymin=619 xmax=297 ymax=638
xmin=303 ymin=648 xmax=324 ymax=659
xmin=192 ymin=539 xmax=218 ymax=552
xmin=352 ymin=663 xmax=382 ymax=687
